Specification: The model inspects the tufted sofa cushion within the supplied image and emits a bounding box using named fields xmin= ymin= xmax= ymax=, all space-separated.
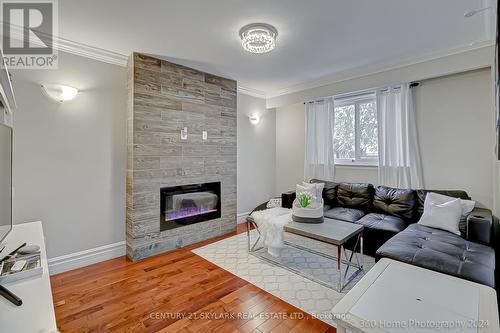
xmin=356 ymin=213 xmax=406 ymax=233
xmin=324 ymin=207 xmax=365 ymax=223
xmin=352 ymin=213 xmax=407 ymax=255
xmin=376 ymin=223 xmax=496 ymax=287
xmin=310 ymin=179 xmax=338 ymax=207
xmin=373 ymin=186 xmax=416 ymax=222
xmin=336 ymin=182 xmax=373 ymax=210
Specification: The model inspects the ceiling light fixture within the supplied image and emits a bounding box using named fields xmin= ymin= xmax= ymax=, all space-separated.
xmin=239 ymin=23 xmax=278 ymax=54
xmin=42 ymin=84 xmax=79 ymax=102
xmin=464 ymin=6 xmax=491 ymax=18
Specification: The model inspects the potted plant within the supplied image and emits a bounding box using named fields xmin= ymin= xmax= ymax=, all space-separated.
xmin=292 ymin=191 xmax=324 ymax=223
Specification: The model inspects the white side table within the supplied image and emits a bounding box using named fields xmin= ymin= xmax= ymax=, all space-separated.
xmin=331 ymin=258 xmax=499 ymax=333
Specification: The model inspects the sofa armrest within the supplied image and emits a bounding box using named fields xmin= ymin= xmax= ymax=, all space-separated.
xmin=466 ymin=207 xmax=493 ymax=246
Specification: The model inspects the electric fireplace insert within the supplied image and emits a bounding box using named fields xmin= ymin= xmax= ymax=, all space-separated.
xmin=160 ymin=182 xmax=221 ymax=230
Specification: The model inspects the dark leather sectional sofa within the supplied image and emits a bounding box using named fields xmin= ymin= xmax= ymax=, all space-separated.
xmin=279 ymin=179 xmax=496 ymax=288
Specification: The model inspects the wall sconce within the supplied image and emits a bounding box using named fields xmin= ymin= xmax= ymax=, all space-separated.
xmin=249 ymin=114 xmax=260 ymax=125
xmin=42 ymin=84 xmax=79 ymax=102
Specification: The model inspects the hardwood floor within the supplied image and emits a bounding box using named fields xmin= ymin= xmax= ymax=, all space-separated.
xmin=50 ymin=224 xmax=336 ymax=333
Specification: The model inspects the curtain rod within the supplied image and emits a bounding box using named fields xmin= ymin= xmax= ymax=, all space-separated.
xmin=303 ymin=82 xmax=420 ymax=105
xmin=303 ymin=99 xmax=325 ymax=105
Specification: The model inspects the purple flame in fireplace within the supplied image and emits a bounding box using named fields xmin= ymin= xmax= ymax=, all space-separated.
xmin=165 ymin=206 xmax=217 ymax=221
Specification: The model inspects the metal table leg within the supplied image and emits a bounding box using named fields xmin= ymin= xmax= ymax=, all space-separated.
xmin=360 ymin=233 xmax=364 ymax=269
xmin=247 ymin=217 xmax=264 ymax=252
xmin=338 ymin=232 xmax=363 ymax=292
xmin=337 ymin=245 xmax=342 ymax=291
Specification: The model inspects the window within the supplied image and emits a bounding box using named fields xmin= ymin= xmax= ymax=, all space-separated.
xmin=333 ymin=92 xmax=378 ymax=166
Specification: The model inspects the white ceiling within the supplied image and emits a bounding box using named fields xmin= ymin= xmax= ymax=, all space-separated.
xmin=59 ymin=0 xmax=494 ymax=97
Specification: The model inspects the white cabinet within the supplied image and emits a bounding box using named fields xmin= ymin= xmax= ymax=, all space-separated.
xmin=0 ymin=222 xmax=58 ymax=333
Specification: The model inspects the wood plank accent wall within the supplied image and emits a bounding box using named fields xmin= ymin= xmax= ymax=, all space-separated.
xmin=126 ymin=53 xmax=237 ymax=260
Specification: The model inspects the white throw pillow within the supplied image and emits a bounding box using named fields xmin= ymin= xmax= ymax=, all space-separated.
xmin=418 ymin=195 xmax=463 ymax=235
xmin=424 ymin=192 xmax=475 ymax=218
xmin=296 ymin=183 xmax=314 ymax=197
xmin=299 ymin=182 xmax=324 ymax=201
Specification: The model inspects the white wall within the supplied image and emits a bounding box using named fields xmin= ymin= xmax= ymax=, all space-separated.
xmin=11 ymin=51 xmax=127 ymax=259
xmin=275 ymin=103 xmax=304 ymax=194
xmin=275 ymin=69 xmax=495 ymax=209
xmin=334 ymin=166 xmax=378 ymax=185
xmin=413 ymin=69 xmax=494 ymax=208
xmin=237 ymin=93 xmax=276 ymax=214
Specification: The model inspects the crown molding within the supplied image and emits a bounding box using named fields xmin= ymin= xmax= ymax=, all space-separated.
xmin=56 ymin=37 xmax=128 ymax=67
xmin=266 ymin=40 xmax=495 ymax=99
xmin=4 ymin=23 xmax=129 ymax=66
xmin=237 ymin=85 xmax=267 ymax=99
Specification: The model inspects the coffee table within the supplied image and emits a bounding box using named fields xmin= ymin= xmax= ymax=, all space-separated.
xmin=247 ymin=216 xmax=364 ymax=292
xmin=331 ymin=258 xmax=499 ymax=333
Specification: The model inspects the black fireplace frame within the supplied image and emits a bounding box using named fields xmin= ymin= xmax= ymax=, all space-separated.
xmin=160 ymin=182 xmax=221 ymax=229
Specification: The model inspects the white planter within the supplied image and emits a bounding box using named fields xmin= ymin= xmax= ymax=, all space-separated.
xmin=292 ymin=199 xmax=324 ymax=223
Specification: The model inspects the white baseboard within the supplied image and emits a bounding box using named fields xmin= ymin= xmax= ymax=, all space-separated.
xmin=48 ymin=213 xmax=251 ymax=275
xmin=48 ymin=241 xmax=126 ymax=275
xmin=237 ymin=211 xmax=251 ymax=224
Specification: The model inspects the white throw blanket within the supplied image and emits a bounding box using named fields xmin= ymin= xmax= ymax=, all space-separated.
xmin=251 ymin=207 xmax=291 ymax=257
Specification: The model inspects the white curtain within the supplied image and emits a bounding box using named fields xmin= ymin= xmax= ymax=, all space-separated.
xmin=304 ymin=97 xmax=335 ymax=181
xmin=376 ymin=84 xmax=424 ymax=189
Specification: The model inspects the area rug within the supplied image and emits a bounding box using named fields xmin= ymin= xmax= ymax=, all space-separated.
xmin=192 ymin=230 xmax=376 ymax=326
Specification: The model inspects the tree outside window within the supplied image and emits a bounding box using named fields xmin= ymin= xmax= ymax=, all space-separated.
xmin=333 ymin=96 xmax=378 ymax=166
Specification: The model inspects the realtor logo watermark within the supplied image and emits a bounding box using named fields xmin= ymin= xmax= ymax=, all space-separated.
xmin=1 ymin=0 xmax=58 ymax=69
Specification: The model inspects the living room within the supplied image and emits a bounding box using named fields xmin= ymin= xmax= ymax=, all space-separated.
xmin=0 ymin=1 xmax=499 ymax=332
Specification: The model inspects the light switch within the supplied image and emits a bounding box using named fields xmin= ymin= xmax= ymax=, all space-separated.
xmin=181 ymin=127 xmax=188 ymax=140
xmin=202 ymin=131 xmax=208 ymax=140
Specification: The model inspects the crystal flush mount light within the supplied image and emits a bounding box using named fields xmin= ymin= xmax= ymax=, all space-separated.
xmin=239 ymin=23 xmax=278 ymax=54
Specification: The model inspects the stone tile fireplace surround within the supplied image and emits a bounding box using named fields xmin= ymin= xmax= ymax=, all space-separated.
xmin=126 ymin=53 xmax=237 ymax=260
